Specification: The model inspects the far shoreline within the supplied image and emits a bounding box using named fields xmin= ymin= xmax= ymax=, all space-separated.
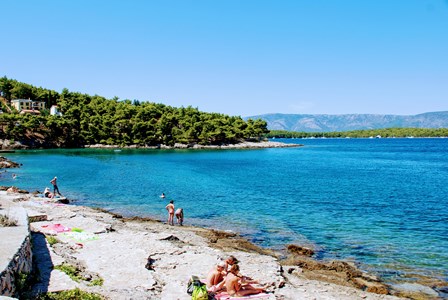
xmin=86 ymin=140 xmax=303 ymax=150
xmin=1 ymin=139 xmax=303 ymax=151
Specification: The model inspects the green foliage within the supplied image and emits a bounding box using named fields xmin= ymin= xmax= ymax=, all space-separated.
xmin=15 ymin=272 xmax=29 ymax=293
xmin=45 ymin=235 xmax=60 ymax=246
xmin=53 ymin=263 xmax=104 ymax=287
xmin=0 ymin=77 xmax=269 ymax=147
xmin=88 ymin=277 xmax=104 ymax=286
xmin=35 ymin=288 xmax=104 ymax=300
xmin=54 ymin=264 xmax=83 ymax=282
xmin=266 ymin=128 xmax=448 ymax=138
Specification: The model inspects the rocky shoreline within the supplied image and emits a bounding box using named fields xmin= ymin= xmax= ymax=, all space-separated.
xmin=0 ymin=189 xmax=402 ymax=300
xmin=1 ymin=155 xmax=445 ymax=299
xmin=1 ymin=139 xmax=302 ymax=151
xmin=84 ymin=140 xmax=302 ymax=150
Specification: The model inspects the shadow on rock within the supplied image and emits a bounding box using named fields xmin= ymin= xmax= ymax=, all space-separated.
xmin=29 ymin=232 xmax=53 ymax=295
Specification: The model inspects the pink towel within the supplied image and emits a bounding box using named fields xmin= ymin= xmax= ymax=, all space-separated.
xmin=41 ymin=223 xmax=71 ymax=233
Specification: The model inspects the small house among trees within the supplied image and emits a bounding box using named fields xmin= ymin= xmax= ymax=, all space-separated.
xmin=50 ymin=105 xmax=62 ymax=116
xmin=11 ymin=99 xmax=45 ymax=113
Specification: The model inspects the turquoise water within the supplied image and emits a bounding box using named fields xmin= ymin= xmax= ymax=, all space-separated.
xmin=2 ymin=138 xmax=448 ymax=286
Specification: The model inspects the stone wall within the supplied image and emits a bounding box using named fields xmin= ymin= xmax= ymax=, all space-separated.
xmin=0 ymin=200 xmax=33 ymax=298
xmin=0 ymin=234 xmax=32 ymax=298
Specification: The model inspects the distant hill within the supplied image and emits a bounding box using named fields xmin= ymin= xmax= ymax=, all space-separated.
xmin=245 ymin=111 xmax=448 ymax=132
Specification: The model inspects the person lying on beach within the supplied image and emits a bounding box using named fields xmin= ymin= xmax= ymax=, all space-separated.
xmin=206 ymin=261 xmax=226 ymax=293
xmin=44 ymin=187 xmax=54 ymax=199
xmin=175 ymin=208 xmax=184 ymax=226
xmin=225 ymin=264 xmax=265 ymax=297
xmin=165 ymin=200 xmax=175 ymax=226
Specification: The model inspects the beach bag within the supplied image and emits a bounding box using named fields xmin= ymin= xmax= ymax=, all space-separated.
xmin=191 ymin=284 xmax=208 ymax=300
xmin=187 ymin=275 xmax=204 ymax=295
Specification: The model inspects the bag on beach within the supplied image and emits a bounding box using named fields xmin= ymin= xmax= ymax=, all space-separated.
xmin=191 ymin=284 xmax=208 ymax=300
xmin=187 ymin=275 xmax=204 ymax=295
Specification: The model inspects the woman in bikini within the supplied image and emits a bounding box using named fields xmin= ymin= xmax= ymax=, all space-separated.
xmin=225 ymin=264 xmax=265 ymax=297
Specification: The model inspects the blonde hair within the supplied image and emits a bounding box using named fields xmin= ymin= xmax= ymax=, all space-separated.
xmin=229 ymin=264 xmax=240 ymax=274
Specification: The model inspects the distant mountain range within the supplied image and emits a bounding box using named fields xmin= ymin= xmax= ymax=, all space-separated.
xmin=246 ymin=111 xmax=448 ymax=132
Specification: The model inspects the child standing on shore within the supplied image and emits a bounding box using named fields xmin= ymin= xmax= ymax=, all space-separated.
xmin=165 ymin=200 xmax=175 ymax=226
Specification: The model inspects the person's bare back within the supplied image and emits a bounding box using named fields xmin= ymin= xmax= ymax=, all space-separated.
xmin=175 ymin=208 xmax=184 ymax=225
xmin=206 ymin=262 xmax=225 ymax=292
xmin=225 ymin=272 xmax=239 ymax=296
xmin=225 ymin=264 xmax=264 ymax=297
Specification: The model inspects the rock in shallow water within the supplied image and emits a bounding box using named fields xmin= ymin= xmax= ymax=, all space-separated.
xmin=393 ymin=283 xmax=439 ymax=297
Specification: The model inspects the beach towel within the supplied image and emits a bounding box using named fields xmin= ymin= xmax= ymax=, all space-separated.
xmin=60 ymin=231 xmax=99 ymax=242
xmin=214 ymin=292 xmax=271 ymax=300
xmin=41 ymin=223 xmax=71 ymax=234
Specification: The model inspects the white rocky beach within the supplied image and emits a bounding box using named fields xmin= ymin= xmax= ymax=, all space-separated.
xmin=0 ymin=188 xmax=404 ymax=300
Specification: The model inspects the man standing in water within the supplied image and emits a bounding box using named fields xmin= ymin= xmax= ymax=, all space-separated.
xmin=165 ymin=200 xmax=175 ymax=226
xmin=50 ymin=176 xmax=62 ymax=196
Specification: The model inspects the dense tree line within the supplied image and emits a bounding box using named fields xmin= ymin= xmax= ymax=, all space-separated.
xmin=267 ymin=128 xmax=448 ymax=139
xmin=0 ymin=76 xmax=268 ymax=147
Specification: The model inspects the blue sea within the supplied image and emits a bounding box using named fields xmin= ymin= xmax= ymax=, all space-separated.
xmin=2 ymin=138 xmax=448 ymax=289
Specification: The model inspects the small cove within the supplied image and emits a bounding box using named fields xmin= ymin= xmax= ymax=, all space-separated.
xmin=3 ymin=138 xmax=448 ymax=289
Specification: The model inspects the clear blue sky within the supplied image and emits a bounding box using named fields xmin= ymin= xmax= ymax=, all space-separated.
xmin=2 ymin=0 xmax=447 ymax=117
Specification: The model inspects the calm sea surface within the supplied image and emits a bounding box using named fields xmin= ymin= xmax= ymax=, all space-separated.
xmin=3 ymin=138 xmax=448 ymax=286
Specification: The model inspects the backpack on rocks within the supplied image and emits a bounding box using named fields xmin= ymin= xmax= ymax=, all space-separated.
xmin=187 ymin=275 xmax=203 ymax=295
xmin=191 ymin=284 xmax=208 ymax=300
xmin=187 ymin=275 xmax=209 ymax=300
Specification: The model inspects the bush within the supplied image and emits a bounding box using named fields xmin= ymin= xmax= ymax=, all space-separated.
xmin=45 ymin=235 xmax=60 ymax=246
xmin=88 ymin=277 xmax=104 ymax=286
xmin=54 ymin=264 xmax=82 ymax=282
xmin=36 ymin=288 xmax=104 ymax=300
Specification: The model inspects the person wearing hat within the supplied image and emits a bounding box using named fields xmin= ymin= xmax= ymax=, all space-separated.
xmin=206 ymin=261 xmax=226 ymax=293
xmin=50 ymin=176 xmax=62 ymax=196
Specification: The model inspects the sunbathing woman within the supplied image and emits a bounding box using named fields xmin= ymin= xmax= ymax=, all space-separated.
xmin=225 ymin=264 xmax=265 ymax=297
